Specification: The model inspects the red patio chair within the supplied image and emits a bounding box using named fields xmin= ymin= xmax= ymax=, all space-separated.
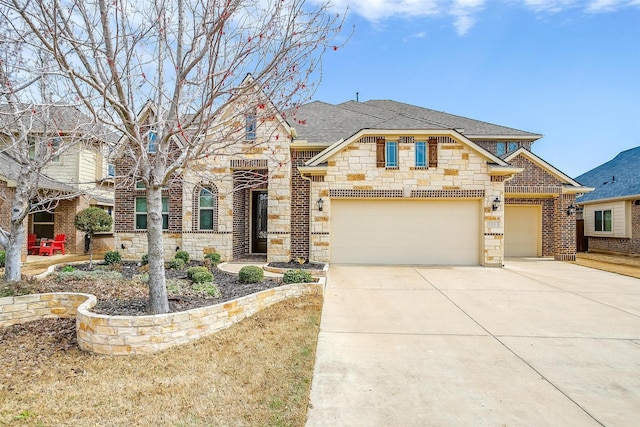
xmin=50 ymin=234 xmax=67 ymax=255
xmin=28 ymin=233 xmax=40 ymax=254
xmin=38 ymin=239 xmax=54 ymax=256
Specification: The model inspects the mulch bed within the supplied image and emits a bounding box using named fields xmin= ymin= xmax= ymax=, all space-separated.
xmin=3 ymin=261 xmax=284 ymax=317
xmin=267 ymin=261 xmax=326 ymax=270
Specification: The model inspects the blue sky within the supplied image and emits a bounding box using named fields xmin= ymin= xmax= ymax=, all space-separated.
xmin=311 ymin=0 xmax=640 ymax=178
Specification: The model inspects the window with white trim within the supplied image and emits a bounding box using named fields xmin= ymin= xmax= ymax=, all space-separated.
xmin=415 ymin=141 xmax=427 ymax=167
xmin=199 ymin=187 xmax=217 ymax=230
xmin=385 ymin=141 xmax=398 ymax=168
xmin=146 ymin=129 xmax=157 ymax=153
xmin=135 ymin=196 xmax=169 ymax=230
xmin=246 ymin=112 xmax=257 ymax=141
xmin=594 ymin=209 xmax=612 ymax=232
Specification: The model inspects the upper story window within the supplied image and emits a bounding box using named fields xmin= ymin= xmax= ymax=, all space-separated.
xmin=135 ymin=196 xmax=169 ymax=230
xmin=28 ymin=136 xmax=37 ymax=159
xmin=246 ymin=111 xmax=257 ymax=141
xmin=107 ymin=163 xmax=115 ymax=177
xmin=135 ymin=180 xmax=146 ymax=189
xmin=50 ymin=137 xmax=61 ymax=162
xmin=415 ymin=141 xmax=427 ymax=167
xmin=146 ymin=129 xmax=157 ymax=153
xmin=496 ymin=142 xmax=506 ymax=157
xmin=595 ymin=209 xmax=612 ymax=232
xmin=198 ymin=187 xmax=218 ymax=230
xmin=385 ymin=141 xmax=398 ymax=168
xmin=508 ymin=142 xmax=518 ymax=153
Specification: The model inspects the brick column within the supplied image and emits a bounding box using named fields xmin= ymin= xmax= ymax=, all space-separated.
xmin=554 ymin=194 xmax=577 ymax=261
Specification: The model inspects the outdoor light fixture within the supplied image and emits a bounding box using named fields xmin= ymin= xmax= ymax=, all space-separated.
xmin=492 ymin=197 xmax=501 ymax=211
xmin=317 ymin=197 xmax=324 ymax=212
xmin=567 ymin=204 xmax=576 ymax=216
xmin=176 ymin=246 xmax=180 ymax=252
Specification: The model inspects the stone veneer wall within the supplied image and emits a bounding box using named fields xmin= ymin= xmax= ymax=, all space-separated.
xmin=1 ymin=283 xmax=322 ymax=355
xmin=0 ymin=292 xmax=93 ymax=327
xmin=308 ymin=137 xmax=505 ymax=266
xmin=588 ymin=203 xmax=640 ymax=254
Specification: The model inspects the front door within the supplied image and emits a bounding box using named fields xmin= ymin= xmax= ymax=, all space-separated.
xmin=251 ymin=191 xmax=268 ymax=254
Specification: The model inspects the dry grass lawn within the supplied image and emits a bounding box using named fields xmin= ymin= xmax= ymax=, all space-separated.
xmin=573 ymin=252 xmax=640 ymax=279
xmin=0 ymin=295 xmax=322 ymax=427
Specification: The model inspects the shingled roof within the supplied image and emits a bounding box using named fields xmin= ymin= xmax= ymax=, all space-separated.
xmin=293 ymin=100 xmax=542 ymax=144
xmin=576 ymin=146 xmax=640 ymax=203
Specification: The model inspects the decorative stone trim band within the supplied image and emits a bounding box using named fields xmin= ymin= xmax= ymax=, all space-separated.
xmin=1 ymin=283 xmax=323 ymax=356
xmin=412 ymin=189 xmax=485 ymax=198
xmin=505 ymin=185 xmax=563 ymax=194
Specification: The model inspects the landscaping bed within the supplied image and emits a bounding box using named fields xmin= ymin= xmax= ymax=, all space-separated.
xmin=1 ymin=261 xmax=284 ymax=316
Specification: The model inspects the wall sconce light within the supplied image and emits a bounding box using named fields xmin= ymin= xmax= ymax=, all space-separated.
xmin=317 ymin=198 xmax=324 ymax=212
xmin=120 ymin=243 xmax=125 ymax=250
xmin=175 ymin=246 xmax=180 ymax=252
xmin=567 ymin=204 xmax=576 ymax=216
xmin=492 ymin=197 xmax=501 ymax=211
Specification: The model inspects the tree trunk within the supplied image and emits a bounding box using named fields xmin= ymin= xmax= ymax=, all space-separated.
xmin=146 ymin=185 xmax=169 ymax=314
xmin=88 ymin=233 xmax=94 ymax=269
xmin=3 ymin=221 xmax=25 ymax=282
xmin=3 ymin=184 xmax=29 ymax=283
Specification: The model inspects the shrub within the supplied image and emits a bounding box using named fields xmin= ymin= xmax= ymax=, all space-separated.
xmin=238 ymin=265 xmax=264 ymax=284
xmin=283 ymin=269 xmax=314 ymax=284
xmin=191 ymin=270 xmax=214 ymax=284
xmin=204 ymin=252 xmax=221 ymax=265
xmin=175 ymin=250 xmax=190 ymax=264
xmin=193 ymin=282 xmax=220 ymax=297
xmin=168 ymin=258 xmax=186 ymax=270
xmin=61 ymin=265 xmax=76 ymax=273
xmin=0 ymin=250 xmax=5 ymax=268
xmin=104 ymin=250 xmax=122 ymax=265
xmin=141 ymin=253 xmax=148 ymax=265
xmin=187 ymin=266 xmax=210 ymax=280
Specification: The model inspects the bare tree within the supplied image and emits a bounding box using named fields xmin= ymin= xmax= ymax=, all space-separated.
xmin=2 ymin=0 xmax=345 ymax=313
xmin=0 ymin=18 xmax=104 ymax=282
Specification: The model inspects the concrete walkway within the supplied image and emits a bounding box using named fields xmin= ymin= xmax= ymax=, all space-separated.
xmin=306 ymin=258 xmax=640 ymax=426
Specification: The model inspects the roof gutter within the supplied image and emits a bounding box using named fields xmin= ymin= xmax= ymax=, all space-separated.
xmin=577 ymin=193 xmax=640 ymax=205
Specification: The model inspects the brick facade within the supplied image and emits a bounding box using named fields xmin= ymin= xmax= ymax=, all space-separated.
xmin=290 ymin=150 xmax=321 ymax=259
xmin=505 ymin=152 xmax=578 ymax=261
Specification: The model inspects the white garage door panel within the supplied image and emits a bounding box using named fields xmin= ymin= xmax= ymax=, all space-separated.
xmin=505 ymin=205 xmax=540 ymax=257
xmin=330 ymin=200 xmax=481 ymax=265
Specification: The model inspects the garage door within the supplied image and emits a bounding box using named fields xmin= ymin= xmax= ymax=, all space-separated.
xmin=504 ymin=205 xmax=541 ymax=257
xmin=330 ymin=199 xmax=481 ymax=265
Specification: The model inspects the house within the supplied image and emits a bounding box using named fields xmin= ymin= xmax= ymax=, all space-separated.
xmin=0 ymin=151 xmax=76 ymax=259
xmin=575 ymin=146 xmax=640 ymax=255
xmin=113 ymin=98 xmax=590 ymax=266
xmin=0 ymin=105 xmax=117 ymax=256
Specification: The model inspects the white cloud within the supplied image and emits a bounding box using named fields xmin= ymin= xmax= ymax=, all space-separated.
xmin=320 ymin=0 xmax=640 ymax=35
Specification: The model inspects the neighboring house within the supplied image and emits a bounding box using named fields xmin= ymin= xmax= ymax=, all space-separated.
xmin=114 ymin=97 xmax=590 ymax=266
xmin=0 ymin=105 xmax=117 ymax=255
xmin=575 ymin=146 xmax=640 ymax=254
xmin=0 ymin=151 xmax=76 ymax=259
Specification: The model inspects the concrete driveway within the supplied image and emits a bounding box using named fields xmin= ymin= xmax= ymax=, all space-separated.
xmin=306 ymin=258 xmax=640 ymax=427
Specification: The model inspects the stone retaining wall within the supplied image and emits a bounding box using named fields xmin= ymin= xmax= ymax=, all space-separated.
xmin=0 ymin=292 xmax=94 ymax=326
xmin=1 ymin=283 xmax=323 ymax=356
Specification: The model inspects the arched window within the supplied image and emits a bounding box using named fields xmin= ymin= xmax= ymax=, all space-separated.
xmin=198 ymin=186 xmax=218 ymax=230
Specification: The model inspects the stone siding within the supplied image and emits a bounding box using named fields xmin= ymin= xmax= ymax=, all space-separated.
xmin=309 ymin=137 xmax=505 ymax=266
xmin=0 ymin=292 xmax=93 ymax=327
